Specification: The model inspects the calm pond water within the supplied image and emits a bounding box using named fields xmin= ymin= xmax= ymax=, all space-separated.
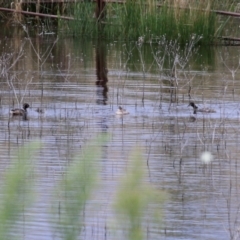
xmin=1 ymin=25 xmax=240 ymax=240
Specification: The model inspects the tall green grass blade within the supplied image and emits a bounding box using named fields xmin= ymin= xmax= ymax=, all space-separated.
xmin=114 ymin=147 xmax=166 ymax=240
xmin=0 ymin=142 xmax=41 ymax=240
xmin=53 ymin=134 xmax=109 ymax=240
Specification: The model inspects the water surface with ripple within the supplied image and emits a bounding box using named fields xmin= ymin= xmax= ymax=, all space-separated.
xmin=1 ymin=26 xmax=240 ymax=240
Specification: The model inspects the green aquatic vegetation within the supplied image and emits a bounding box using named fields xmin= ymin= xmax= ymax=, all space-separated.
xmin=158 ymin=1 xmax=216 ymax=45
xmin=0 ymin=142 xmax=40 ymax=240
xmin=64 ymin=0 xmax=217 ymax=45
xmin=114 ymin=147 xmax=166 ymax=240
xmin=66 ymin=1 xmax=97 ymax=37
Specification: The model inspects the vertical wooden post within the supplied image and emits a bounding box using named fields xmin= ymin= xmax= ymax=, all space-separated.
xmin=14 ymin=0 xmax=23 ymax=22
xmin=36 ymin=0 xmax=40 ymax=21
xmin=96 ymin=0 xmax=106 ymax=22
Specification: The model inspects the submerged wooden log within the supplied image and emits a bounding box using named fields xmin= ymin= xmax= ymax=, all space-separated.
xmin=218 ymin=36 xmax=240 ymax=46
xmin=220 ymin=36 xmax=240 ymax=41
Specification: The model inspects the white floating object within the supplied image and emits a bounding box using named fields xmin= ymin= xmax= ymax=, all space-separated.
xmin=200 ymin=151 xmax=213 ymax=164
xmin=116 ymin=106 xmax=129 ymax=115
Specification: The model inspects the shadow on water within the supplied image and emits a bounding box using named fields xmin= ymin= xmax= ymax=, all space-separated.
xmin=1 ymin=23 xmax=240 ymax=239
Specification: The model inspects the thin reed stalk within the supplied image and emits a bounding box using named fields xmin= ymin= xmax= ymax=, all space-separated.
xmin=114 ymin=147 xmax=166 ymax=240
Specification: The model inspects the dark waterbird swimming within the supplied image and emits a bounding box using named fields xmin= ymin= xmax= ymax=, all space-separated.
xmin=188 ymin=101 xmax=216 ymax=114
xmin=10 ymin=103 xmax=30 ymax=116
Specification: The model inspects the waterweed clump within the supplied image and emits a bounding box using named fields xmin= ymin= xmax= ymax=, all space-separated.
xmin=114 ymin=147 xmax=166 ymax=240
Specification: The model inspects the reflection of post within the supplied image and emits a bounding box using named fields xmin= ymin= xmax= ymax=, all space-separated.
xmin=170 ymin=64 xmax=177 ymax=103
xmin=96 ymin=0 xmax=106 ymax=22
xmin=96 ymin=41 xmax=108 ymax=105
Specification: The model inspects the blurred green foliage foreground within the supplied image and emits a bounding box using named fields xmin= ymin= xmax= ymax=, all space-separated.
xmin=0 ymin=135 xmax=166 ymax=240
